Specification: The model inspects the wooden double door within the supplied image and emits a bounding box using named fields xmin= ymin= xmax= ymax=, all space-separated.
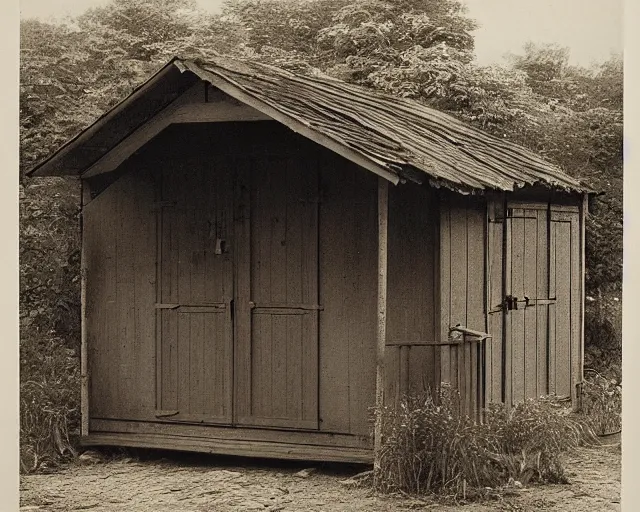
xmin=155 ymin=155 xmax=320 ymax=429
xmin=487 ymin=200 xmax=581 ymax=406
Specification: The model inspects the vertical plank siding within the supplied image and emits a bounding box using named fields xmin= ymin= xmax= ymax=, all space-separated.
xmin=84 ymin=170 xmax=157 ymax=421
xmin=509 ymin=211 xmax=525 ymax=403
xmin=486 ymin=199 xmax=504 ymax=404
xmin=466 ymin=205 xmax=485 ymax=415
xmin=238 ymin=154 xmax=319 ymax=428
xmin=485 ymin=199 xmax=582 ymax=408
xmin=438 ymin=193 xmax=486 ymax=415
xmin=80 ymin=183 xmax=89 ymax=436
xmin=439 ymin=201 xmax=452 ymax=385
xmin=233 ymin=157 xmax=252 ymax=421
xmin=318 ymin=156 xmax=378 ymax=436
xmin=385 ymin=183 xmax=438 ymax=402
xmin=82 ymin=119 xmax=584 ymax=459
xmin=549 ymin=208 xmax=581 ymax=401
xmin=157 ymin=154 xmax=234 ymax=423
xmin=535 ymin=207 xmax=550 ymax=396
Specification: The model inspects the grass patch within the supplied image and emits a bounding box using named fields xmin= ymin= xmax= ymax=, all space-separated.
xmin=374 ymin=385 xmax=593 ymax=498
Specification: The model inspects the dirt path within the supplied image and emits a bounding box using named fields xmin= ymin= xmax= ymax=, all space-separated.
xmin=20 ymin=443 xmax=620 ymax=511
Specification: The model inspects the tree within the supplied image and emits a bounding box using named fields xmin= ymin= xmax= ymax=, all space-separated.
xmin=225 ymin=0 xmax=479 ymax=96
xmin=503 ymin=48 xmax=623 ymax=292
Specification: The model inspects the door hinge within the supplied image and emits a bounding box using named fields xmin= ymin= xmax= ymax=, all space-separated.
xmin=155 ymin=410 xmax=179 ymax=418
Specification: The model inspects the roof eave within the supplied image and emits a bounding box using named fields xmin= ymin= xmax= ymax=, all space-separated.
xmin=26 ymin=57 xmax=184 ymax=178
xmin=26 ymin=55 xmax=596 ymax=196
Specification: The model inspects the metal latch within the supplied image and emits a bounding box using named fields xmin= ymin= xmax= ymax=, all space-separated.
xmin=504 ymin=295 xmax=518 ymax=310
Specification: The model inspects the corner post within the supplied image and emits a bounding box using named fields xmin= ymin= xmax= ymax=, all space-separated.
xmin=80 ymin=180 xmax=90 ymax=437
xmin=578 ymin=192 xmax=588 ymax=411
xmin=374 ymin=177 xmax=389 ymax=477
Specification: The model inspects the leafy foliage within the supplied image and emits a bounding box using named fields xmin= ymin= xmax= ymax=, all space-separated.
xmin=501 ymin=44 xmax=623 ymax=292
xmin=19 ymin=0 xmax=242 ymax=473
xmin=20 ymin=177 xmax=81 ymax=472
xmin=584 ymin=292 xmax=622 ymax=382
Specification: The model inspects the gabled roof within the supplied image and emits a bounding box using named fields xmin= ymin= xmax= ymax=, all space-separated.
xmin=28 ymin=55 xmax=590 ymax=194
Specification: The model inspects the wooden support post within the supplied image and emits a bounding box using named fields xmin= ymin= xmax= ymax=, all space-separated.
xmin=80 ymin=180 xmax=89 ymax=437
xmin=501 ymin=194 xmax=508 ymax=405
xmin=577 ymin=193 xmax=588 ymax=411
xmin=374 ymin=178 xmax=389 ymax=478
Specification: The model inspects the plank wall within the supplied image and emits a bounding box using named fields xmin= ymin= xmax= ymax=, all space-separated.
xmin=84 ymin=121 xmax=440 ymax=443
xmin=384 ymin=184 xmax=439 ymax=405
xmin=438 ymin=193 xmax=487 ymax=413
xmin=317 ymin=155 xmax=378 ymax=436
xmin=84 ymin=169 xmax=157 ymax=420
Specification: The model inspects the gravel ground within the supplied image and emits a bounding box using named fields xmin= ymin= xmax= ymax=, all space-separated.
xmin=20 ymin=442 xmax=620 ymax=511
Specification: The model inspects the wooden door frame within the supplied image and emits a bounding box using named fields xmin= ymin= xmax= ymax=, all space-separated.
xmin=233 ymin=157 xmax=250 ymax=426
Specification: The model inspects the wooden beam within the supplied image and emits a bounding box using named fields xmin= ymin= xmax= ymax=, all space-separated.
xmin=91 ymin=418 xmax=371 ymax=448
xmin=501 ymin=193 xmax=508 ymax=404
xmin=577 ymin=192 xmax=588 ymax=411
xmin=373 ymin=178 xmax=389 ymax=478
xmin=80 ymin=180 xmax=89 ymax=437
xmin=82 ymin=432 xmax=373 ymax=464
xmin=81 ymin=180 xmax=92 ymax=206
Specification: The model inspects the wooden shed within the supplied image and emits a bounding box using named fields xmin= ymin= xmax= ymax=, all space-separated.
xmin=29 ymin=56 xmax=591 ymax=463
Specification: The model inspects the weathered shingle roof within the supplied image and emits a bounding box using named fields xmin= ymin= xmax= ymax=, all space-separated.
xmin=29 ymin=55 xmax=590 ymax=194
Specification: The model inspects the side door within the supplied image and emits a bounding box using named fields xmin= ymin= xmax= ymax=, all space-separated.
xmin=487 ymin=200 xmax=581 ymax=406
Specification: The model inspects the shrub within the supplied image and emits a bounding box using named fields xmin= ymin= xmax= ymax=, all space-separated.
xmin=481 ymin=396 xmax=587 ymax=485
xmin=584 ymin=293 xmax=621 ymax=382
xmin=375 ymin=385 xmax=588 ymax=497
xmin=20 ymin=178 xmax=81 ymax=473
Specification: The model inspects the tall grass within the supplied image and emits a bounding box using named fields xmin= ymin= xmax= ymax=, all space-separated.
xmin=375 ymin=385 xmax=591 ymax=497
xmin=20 ymin=333 xmax=80 ymax=473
